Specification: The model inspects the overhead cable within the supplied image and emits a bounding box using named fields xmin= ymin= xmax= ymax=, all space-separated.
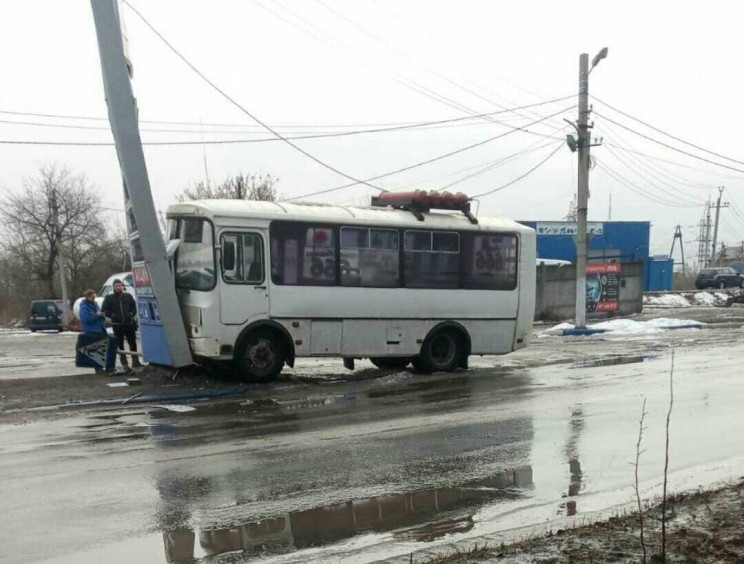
xmin=0 ymin=96 xmax=576 ymax=146
xmin=121 ymin=0 xmax=382 ymax=190
xmin=287 ymin=105 xmax=572 ymax=200
xmin=594 ymin=111 xmax=744 ymax=175
xmin=470 ymin=142 xmax=564 ymax=199
xmin=594 ymin=96 xmax=744 ymax=167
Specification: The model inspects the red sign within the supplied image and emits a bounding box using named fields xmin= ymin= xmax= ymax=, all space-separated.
xmin=133 ymin=265 xmax=152 ymax=287
xmin=586 ymin=263 xmax=622 ymax=275
xmin=595 ymin=300 xmax=619 ymax=312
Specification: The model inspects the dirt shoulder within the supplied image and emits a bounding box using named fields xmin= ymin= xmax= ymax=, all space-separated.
xmin=0 ymin=364 xmax=250 ymax=424
xmin=428 ymin=479 xmax=744 ymax=563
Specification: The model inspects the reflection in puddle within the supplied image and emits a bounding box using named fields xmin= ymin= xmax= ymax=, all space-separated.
xmin=574 ymin=355 xmax=660 ymax=369
xmin=161 ymin=467 xmax=533 ymax=562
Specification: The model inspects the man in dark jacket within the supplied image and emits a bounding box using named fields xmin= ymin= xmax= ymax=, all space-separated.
xmin=102 ymin=279 xmax=143 ymax=371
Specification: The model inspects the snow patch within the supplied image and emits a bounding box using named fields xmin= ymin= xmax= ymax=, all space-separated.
xmin=644 ymin=294 xmax=690 ymax=308
xmin=542 ymin=317 xmax=703 ymax=337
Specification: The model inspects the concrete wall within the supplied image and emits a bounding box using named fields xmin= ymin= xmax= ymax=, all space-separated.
xmin=535 ymin=262 xmax=644 ymax=322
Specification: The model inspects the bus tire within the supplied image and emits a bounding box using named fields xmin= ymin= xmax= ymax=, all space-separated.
xmin=414 ymin=328 xmax=465 ymax=373
xmin=370 ymin=357 xmax=411 ymax=370
xmin=236 ymin=330 xmax=286 ymax=383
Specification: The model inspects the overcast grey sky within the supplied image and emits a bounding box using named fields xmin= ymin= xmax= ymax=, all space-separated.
xmin=2 ymin=0 xmax=744 ymax=261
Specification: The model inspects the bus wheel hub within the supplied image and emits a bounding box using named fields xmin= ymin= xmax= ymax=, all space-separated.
xmin=248 ymin=339 xmax=274 ymax=369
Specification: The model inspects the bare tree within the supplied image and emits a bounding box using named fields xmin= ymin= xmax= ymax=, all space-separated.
xmin=178 ymin=173 xmax=279 ymax=202
xmin=634 ymin=398 xmax=648 ymax=564
xmin=0 ymin=163 xmax=114 ymax=303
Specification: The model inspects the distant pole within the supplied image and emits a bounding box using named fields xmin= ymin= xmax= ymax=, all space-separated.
xmin=608 ymin=192 xmax=612 ymax=221
xmin=670 ymin=225 xmax=686 ymax=276
xmin=710 ymin=186 xmax=728 ymax=266
xmin=50 ymin=189 xmax=71 ymax=326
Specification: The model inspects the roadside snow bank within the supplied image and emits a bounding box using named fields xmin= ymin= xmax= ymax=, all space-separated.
xmin=644 ymin=291 xmax=731 ymax=308
xmin=542 ymin=317 xmax=703 ymax=336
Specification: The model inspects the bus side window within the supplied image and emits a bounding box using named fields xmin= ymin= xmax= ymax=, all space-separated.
xmin=270 ymin=222 xmax=335 ymax=286
xmin=403 ymin=230 xmax=459 ymax=289
xmin=340 ymin=227 xmax=399 ymax=287
xmin=462 ymin=233 xmax=518 ymax=290
xmin=221 ymin=233 xmax=264 ymax=284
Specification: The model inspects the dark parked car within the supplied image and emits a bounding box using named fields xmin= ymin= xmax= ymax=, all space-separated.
xmin=695 ymin=267 xmax=743 ymax=289
xmin=29 ymin=300 xmax=64 ymax=332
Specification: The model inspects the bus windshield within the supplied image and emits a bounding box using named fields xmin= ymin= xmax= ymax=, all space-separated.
xmin=174 ymin=218 xmax=216 ymax=291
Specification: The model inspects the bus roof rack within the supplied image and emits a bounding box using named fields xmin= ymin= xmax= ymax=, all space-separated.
xmin=370 ymin=190 xmax=478 ymax=224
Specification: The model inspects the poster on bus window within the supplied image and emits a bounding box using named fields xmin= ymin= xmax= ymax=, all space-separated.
xmin=586 ymin=262 xmax=621 ymax=312
xmin=469 ymin=235 xmax=514 ymax=283
xmin=302 ymin=228 xmax=335 ymax=283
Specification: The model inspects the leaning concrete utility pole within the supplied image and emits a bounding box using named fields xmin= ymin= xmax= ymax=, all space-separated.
xmin=572 ymin=48 xmax=607 ymax=330
xmin=90 ymin=0 xmax=192 ymax=367
xmin=710 ymin=186 xmax=728 ymax=266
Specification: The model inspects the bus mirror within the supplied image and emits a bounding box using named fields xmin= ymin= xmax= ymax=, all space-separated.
xmin=223 ymin=241 xmax=236 ymax=271
xmin=165 ymin=239 xmax=181 ymax=260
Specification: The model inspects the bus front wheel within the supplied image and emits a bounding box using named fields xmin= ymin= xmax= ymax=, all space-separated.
xmin=413 ymin=329 xmax=464 ymax=374
xmin=237 ymin=332 xmax=286 ymax=383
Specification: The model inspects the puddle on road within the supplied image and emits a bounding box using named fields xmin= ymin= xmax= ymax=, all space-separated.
xmin=572 ymin=355 xmax=660 ymax=369
xmin=158 ymin=467 xmax=533 ymax=563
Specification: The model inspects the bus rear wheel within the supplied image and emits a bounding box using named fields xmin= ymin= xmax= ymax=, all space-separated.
xmin=237 ymin=332 xmax=285 ymax=383
xmin=370 ymin=357 xmax=411 ymax=370
xmin=413 ymin=329 xmax=463 ymax=373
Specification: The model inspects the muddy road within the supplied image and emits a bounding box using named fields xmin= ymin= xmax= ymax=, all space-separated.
xmin=1 ymin=309 xmax=744 ymax=563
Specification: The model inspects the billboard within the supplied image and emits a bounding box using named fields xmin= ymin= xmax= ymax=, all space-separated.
xmin=586 ymin=262 xmax=621 ymax=312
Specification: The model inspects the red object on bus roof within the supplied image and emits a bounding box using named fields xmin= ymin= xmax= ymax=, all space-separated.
xmin=372 ymin=190 xmax=470 ymax=211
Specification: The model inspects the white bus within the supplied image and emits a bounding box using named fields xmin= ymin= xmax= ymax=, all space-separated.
xmin=166 ymin=199 xmax=536 ymax=381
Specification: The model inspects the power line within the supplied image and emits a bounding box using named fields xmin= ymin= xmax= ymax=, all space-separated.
xmin=0 ymin=96 xmax=576 ymax=146
xmin=604 ymin=143 xmax=744 ymax=182
xmin=287 ymin=105 xmax=572 ymax=200
xmin=603 ymin=143 xmax=705 ymax=206
xmin=594 ymin=111 xmax=744 ymax=175
xmin=256 ymin=0 xmax=569 ymax=138
xmin=439 ymin=138 xmax=562 ymax=191
xmin=308 ymin=0 xmax=567 ymax=130
xmin=596 ymin=161 xmax=700 ymax=208
xmin=597 ymin=121 xmax=716 ymax=191
xmin=470 ymin=142 xmax=564 ymax=199
xmin=0 ymin=107 xmax=533 ymax=129
xmin=121 ymin=0 xmax=382 ymax=191
xmin=594 ymin=96 xmax=744 ymax=167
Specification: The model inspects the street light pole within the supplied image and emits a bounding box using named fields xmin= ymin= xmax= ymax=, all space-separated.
xmin=573 ymin=48 xmax=607 ymax=330
xmin=575 ymin=53 xmax=590 ymax=329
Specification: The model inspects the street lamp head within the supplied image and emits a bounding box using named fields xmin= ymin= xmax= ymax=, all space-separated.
xmin=591 ymin=47 xmax=608 ymax=68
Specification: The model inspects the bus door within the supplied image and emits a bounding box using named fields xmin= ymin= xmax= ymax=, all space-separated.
xmin=219 ymin=231 xmax=269 ymax=325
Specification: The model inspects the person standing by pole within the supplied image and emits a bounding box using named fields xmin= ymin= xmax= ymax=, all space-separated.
xmin=78 ymin=289 xmax=110 ymax=373
xmin=102 ymin=279 xmax=142 ymax=372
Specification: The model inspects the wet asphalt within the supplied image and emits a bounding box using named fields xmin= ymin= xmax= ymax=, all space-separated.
xmin=1 ymin=318 xmax=744 ymax=563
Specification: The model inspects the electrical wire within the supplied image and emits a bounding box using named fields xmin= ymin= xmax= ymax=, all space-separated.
xmin=121 ymin=0 xmax=382 ymax=191
xmin=597 ymin=122 xmax=716 ymax=191
xmin=594 ymin=96 xmax=744 ymax=167
xmin=603 ymin=143 xmax=744 ymax=183
xmin=469 ymin=142 xmax=564 ymax=199
xmin=438 ymin=138 xmax=562 ymax=191
xmin=256 ymin=0 xmax=570 ymax=138
xmin=0 ymin=96 xmax=577 ymax=146
xmin=594 ymin=111 xmax=744 ymax=175
xmin=287 ymin=105 xmax=573 ymax=200
xmin=308 ymin=0 xmax=568 ymax=130
xmin=0 ymin=107 xmax=546 ymax=129
xmin=602 ymin=143 xmax=706 ymax=206
xmin=596 ymin=161 xmax=700 ymax=208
